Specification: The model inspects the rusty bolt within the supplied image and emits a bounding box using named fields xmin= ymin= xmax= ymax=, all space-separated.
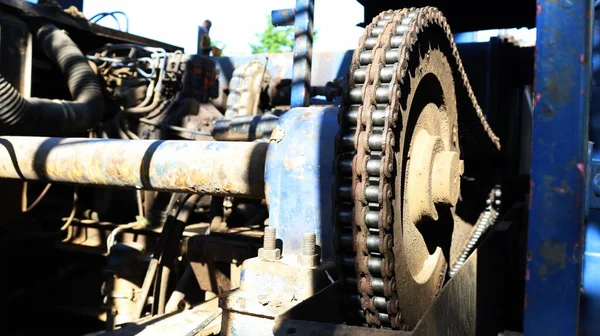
xmin=259 ymin=226 xmax=280 ymax=261
xmin=299 ymin=232 xmax=319 ymax=268
xmin=302 ymin=232 xmax=316 ymax=256
xmin=264 ymin=226 xmax=277 ymax=250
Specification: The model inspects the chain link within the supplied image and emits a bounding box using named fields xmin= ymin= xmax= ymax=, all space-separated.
xmin=335 ymin=7 xmax=501 ymax=329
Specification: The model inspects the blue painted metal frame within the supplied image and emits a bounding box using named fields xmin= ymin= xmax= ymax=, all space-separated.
xmin=264 ymin=106 xmax=339 ymax=261
xmin=272 ymin=8 xmax=295 ymax=27
xmin=581 ymin=5 xmax=600 ymax=334
xmin=525 ymin=0 xmax=593 ymax=334
xmin=272 ymin=0 xmax=314 ymax=108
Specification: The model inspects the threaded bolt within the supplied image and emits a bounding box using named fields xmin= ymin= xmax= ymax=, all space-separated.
xmin=264 ymin=227 xmax=276 ymax=250
xmin=302 ymin=232 xmax=316 ymax=256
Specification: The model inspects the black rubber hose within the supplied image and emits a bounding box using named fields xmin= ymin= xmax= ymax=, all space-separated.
xmin=0 ymin=24 xmax=104 ymax=135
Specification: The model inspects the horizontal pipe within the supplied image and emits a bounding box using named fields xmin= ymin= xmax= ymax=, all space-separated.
xmin=0 ymin=137 xmax=266 ymax=198
xmin=271 ymin=8 xmax=295 ymax=27
xmin=211 ymin=114 xmax=279 ymax=141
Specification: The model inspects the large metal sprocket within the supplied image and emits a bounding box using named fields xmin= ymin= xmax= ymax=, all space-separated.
xmin=335 ymin=7 xmax=501 ymax=330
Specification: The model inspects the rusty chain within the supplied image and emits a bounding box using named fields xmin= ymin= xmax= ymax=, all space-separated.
xmin=335 ymin=7 xmax=500 ymax=329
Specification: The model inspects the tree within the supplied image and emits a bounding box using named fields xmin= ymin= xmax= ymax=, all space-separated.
xmin=211 ymin=39 xmax=226 ymax=56
xmin=250 ymin=16 xmax=318 ymax=54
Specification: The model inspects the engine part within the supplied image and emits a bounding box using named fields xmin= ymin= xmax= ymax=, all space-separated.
xmin=335 ymin=8 xmax=500 ymax=329
xmin=103 ymin=242 xmax=148 ymax=330
xmin=0 ymin=24 xmax=104 ymax=135
xmin=181 ymin=54 xmax=220 ymax=104
xmin=225 ymin=60 xmax=272 ymax=118
xmin=0 ymin=136 xmax=267 ymax=198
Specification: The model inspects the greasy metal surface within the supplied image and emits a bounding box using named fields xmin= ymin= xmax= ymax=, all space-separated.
xmin=265 ymin=106 xmax=338 ymax=261
xmin=525 ymin=0 xmax=592 ymax=334
xmin=0 ymin=137 xmax=267 ymax=198
xmin=336 ymin=7 xmax=500 ymax=329
xmin=224 ymin=60 xmax=272 ymax=118
xmin=290 ymin=0 xmax=314 ymax=107
xmin=212 ymin=114 xmax=279 ymax=141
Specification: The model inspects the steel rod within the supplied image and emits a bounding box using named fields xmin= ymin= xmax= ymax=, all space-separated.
xmin=0 ymin=137 xmax=267 ymax=198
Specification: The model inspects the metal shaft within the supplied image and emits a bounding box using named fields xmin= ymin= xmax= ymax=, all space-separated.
xmin=0 ymin=137 xmax=267 ymax=198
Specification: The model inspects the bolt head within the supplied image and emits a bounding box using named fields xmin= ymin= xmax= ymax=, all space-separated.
xmin=258 ymin=247 xmax=281 ymax=261
xmin=298 ymin=254 xmax=319 ymax=268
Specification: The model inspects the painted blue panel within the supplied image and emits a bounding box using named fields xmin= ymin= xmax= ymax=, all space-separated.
xmin=265 ymin=106 xmax=339 ymax=261
xmin=525 ymin=0 xmax=593 ymax=334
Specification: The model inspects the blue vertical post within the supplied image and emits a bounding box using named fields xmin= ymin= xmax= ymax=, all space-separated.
xmin=525 ymin=0 xmax=593 ymax=334
xmin=291 ymin=0 xmax=314 ymax=108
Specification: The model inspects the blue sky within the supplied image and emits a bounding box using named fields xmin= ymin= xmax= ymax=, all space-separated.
xmin=80 ymin=0 xmax=366 ymax=55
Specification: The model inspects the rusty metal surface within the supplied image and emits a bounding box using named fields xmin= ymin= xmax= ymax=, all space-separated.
xmin=0 ymin=137 xmax=267 ymax=198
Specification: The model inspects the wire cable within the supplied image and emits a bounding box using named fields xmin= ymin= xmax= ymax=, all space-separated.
xmin=21 ymin=182 xmax=52 ymax=213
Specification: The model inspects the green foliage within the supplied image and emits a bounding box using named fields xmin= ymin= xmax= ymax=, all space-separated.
xmin=211 ymin=39 xmax=226 ymax=52
xmin=250 ymin=16 xmax=318 ymax=54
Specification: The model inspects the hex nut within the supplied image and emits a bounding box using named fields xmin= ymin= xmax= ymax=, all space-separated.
xmin=299 ymin=254 xmax=319 ymax=268
xmin=258 ymin=247 xmax=281 ymax=261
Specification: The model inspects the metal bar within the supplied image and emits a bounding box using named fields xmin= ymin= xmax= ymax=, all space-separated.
xmin=0 ymin=137 xmax=266 ymax=198
xmin=211 ymin=114 xmax=279 ymax=141
xmin=271 ymin=8 xmax=295 ymax=27
xmin=291 ymin=0 xmax=314 ymax=108
xmin=525 ymin=0 xmax=593 ymax=334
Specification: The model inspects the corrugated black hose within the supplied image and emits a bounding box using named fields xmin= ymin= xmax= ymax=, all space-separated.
xmin=0 ymin=24 xmax=104 ymax=135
